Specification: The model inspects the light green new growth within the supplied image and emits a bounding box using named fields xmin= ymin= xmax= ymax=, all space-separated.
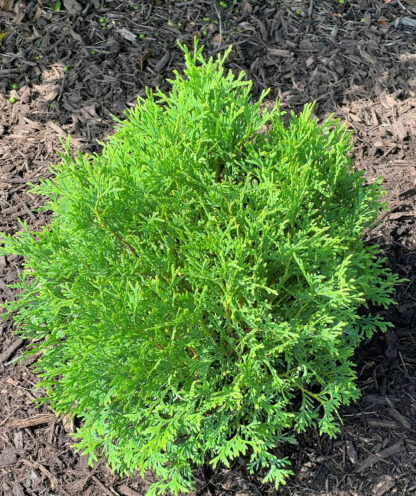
xmin=0 ymin=40 xmax=398 ymax=495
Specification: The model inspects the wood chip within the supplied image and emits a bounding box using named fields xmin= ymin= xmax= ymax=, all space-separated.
xmin=119 ymin=485 xmax=142 ymax=496
xmin=47 ymin=121 xmax=68 ymax=139
xmin=389 ymin=211 xmax=409 ymax=220
xmin=0 ymin=448 xmax=18 ymax=467
xmin=356 ymin=441 xmax=402 ymax=473
xmin=13 ymin=430 xmax=23 ymax=449
xmin=64 ymin=475 xmax=92 ymax=494
xmin=367 ymin=419 xmax=397 ymax=429
xmin=0 ymin=177 xmax=40 ymax=184
xmin=12 ymin=481 xmax=25 ymax=496
xmin=387 ymin=407 xmax=412 ymax=431
xmin=242 ymin=2 xmax=252 ymax=13
xmin=359 ymin=49 xmax=377 ymax=66
xmin=138 ymin=49 xmax=154 ymax=70
xmin=63 ymin=0 xmax=82 ymax=15
xmin=267 ymin=48 xmax=293 ymax=58
xmin=154 ymin=53 xmax=170 ymax=72
xmin=31 ymin=6 xmax=42 ymax=21
xmin=211 ymin=33 xmax=223 ymax=48
xmin=6 ymin=414 xmax=56 ymax=429
xmin=61 ymin=412 xmax=76 ymax=433
xmin=92 ymin=475 xmax=115 ymax=496
xmin=0 ymin=339 xmax=23 ymax=364
xmin=0 ymin=278 xmax=14 ymax=301
xmin=392 ymin=120 xmax=408 ymax=140
xmin=12 ymin=3 xmax=24 ymax=23
xmin=69 ymin=28 xmax=83 ymax=44
xmin=372 ymin=475 xmax=395 ymax=496
xmin=116 ymin=28 xmax=137 ymax=43
xmin=346 ymin=439 xmax=358 ymax=464
xmin=402 ymin=17 xmax=416 ymax=28
xmin=22 ymin=459 xmax=68 ymax=495
xmin=362 ymin=395 xmax=398 ymax=405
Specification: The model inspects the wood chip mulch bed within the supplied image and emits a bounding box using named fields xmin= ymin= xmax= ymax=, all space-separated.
xmin=1 ymin=1 xmax=416 ymax=495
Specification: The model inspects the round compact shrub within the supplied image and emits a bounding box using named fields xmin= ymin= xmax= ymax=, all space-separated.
xmin=1 ymin=41 xmax=398 ymax=494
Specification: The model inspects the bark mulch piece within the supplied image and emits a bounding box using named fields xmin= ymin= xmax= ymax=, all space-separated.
xmin=1 ymin=0 xmax=416 ymax=494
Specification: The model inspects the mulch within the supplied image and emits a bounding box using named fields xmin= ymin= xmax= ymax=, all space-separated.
xmin=1 ymin=1 xmax=416 ymax=495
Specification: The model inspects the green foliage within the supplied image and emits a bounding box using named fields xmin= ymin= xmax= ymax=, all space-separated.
xmin=0 ymin=40 xmax=398 ymax=494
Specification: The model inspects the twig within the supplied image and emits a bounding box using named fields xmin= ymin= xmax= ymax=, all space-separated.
xmin=397 ymin=0 xmax=416 ymax=16
xmin=0 ymin=408 xmax=19 ymax=428
xmin=0 ymin=177 xmax=41 ymax=184
xmin=119 ymin=485 xmax=142 ymax=496
xmin=20 ymin=200 xmax=36 ymax=221
xmin=308 ymin=0 xmax=314 ymax=17
xmin=356 ymin=441 xmax=402 ymax=473
xmin=92 ymin=475 xmax=119 ymax=496
xmin=214 ymin=2 xmax=223 ymax=45
xmin=6 ymin=413 xmax=56 ymax=429
xmin=0 ymin=339 xmax=23 ymax=365
xmin=22 ymin=459 xmax=70 ymax=495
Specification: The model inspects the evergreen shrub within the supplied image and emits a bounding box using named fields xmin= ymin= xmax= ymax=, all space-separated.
xmin=0 ymin=41 xmax=398 ymax=494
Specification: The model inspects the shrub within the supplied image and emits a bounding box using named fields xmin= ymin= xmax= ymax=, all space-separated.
xmin=0 ymin=40 xmax=398 ymax=495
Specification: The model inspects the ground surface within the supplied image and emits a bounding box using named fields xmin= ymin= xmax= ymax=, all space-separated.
xmin=1 ymin=1 xmax=416 ymax=495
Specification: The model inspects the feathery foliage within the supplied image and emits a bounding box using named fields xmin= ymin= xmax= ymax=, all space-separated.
xmin=0 ymin=40 xmax=398 ymax=494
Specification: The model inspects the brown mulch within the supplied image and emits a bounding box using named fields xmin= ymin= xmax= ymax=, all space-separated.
xmin=1 ymin=0 xmax=416 ymax=495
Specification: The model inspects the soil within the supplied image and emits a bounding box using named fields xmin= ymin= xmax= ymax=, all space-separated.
xmin=1 ymin=1 xmax=416 ymax=495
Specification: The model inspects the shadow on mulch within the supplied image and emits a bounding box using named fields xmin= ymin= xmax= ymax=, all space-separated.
xmin=1 ymin=1 xmax=416 ymax=495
